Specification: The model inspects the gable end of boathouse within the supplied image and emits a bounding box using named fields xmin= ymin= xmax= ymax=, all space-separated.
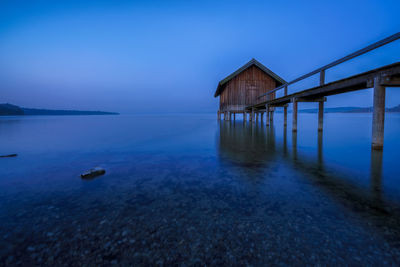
xmin=214 ymin=58 xmax=285 ymax=119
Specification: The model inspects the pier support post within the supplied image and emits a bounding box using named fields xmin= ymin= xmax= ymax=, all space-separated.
xmin=233 ymin=113 xmax=236 ymax=121
xmin=251 ymin=108 xmax=255 ymax=123
xmin=261 ymin=112 xmax=264 ymax=124
xmin=270 ymin=108 xmax=274 ymax=122
xmin=225 ymin=111 xmax=228 ymax=121
xmin=292 ymin=99 xmax=298 ymax=132
xmin=284 ymin=105 xmax=288 ymax=127
xmin=318 ymin=101 xmax=324 ymax=131
xmin=265 ymin=105 xmax=270 ymax=126
xmin=256 ymin=112 xmax=259 ymax=123
xmin=372 ymin=77 xmax=386 ymax=150
xmin=229 ymin=112 xmax=232 ymax=121
xmin=244 ymin=112 xmax=247 ymax=122
xmin=218 ymin=111 xmax=221 ymax=120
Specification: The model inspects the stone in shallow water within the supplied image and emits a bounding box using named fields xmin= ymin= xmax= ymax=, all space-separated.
xmin=80 ymin=167 xmax=106 ymax=179
xmin=0 ymin=154 xmax=17 ymax=158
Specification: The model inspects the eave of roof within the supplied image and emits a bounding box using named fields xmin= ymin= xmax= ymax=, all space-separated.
xmin=214 ymin=58 xmax=286 ymax=97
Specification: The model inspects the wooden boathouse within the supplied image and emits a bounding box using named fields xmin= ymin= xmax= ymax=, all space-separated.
xmin=215 ymin=59 xmax=285 ymax=121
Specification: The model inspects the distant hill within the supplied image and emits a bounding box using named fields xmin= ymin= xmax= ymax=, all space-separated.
xmin=0 ymin=103 xmax=119 ymax=116
xmin=0 ymin=104 xmax=24 ymax=115
xmin=388 ymin=104 xmax=400 ymax=112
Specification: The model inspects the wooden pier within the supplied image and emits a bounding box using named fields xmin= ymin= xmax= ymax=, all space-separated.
xmin=216 ymin=32 xmax=400 ymax=150
xmin=247 ymin=62 xmax=400 ymax=149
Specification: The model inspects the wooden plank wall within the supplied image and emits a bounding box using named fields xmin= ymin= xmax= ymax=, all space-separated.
xmin=219 ymin=66 xmax=277 ymax=111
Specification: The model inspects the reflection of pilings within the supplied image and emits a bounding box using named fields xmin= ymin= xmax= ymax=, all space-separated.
xmin=283 ymin=106 xmax=288 ymax=127
xmin=292 ymin=131 xmax=298 ymax=160
xmin=266 ymin=121 xmax=275 ymax=150
xmin=251 ymin=120 xmax=255 ymax=145
xmin=370 ymin=149 xmax=383 ymax=203
xmin=318 ymin=131 xmax=323 ymax=169
xmin=283 ymin=124 xmax=287 ymax=156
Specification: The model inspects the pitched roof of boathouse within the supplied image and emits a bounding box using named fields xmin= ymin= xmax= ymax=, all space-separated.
xmin=214 ymin=58 xmax=286 ymax=97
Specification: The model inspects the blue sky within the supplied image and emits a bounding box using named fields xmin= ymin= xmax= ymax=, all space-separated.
xmin=0 ymin=0 xmax=399 ymax=113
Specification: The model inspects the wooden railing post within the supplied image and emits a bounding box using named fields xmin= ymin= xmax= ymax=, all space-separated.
xmin=320 ymin=69 xmax=325 ymax=86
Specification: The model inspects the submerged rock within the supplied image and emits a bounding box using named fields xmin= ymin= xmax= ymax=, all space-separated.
xmin=80 ymin=167 xmax=106 ymax=179
xmin=0 ymin=154 xmax=17 ymax=158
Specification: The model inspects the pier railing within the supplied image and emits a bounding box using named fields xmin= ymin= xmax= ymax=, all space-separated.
xmin=258 ymin=32 xmax=400 ymax=99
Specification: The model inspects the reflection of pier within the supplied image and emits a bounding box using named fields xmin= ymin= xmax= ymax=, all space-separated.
xmin=217 ymin=121 xmax=382 ymax=195
xmin=217 ymin=121 xmax=400 ymax=244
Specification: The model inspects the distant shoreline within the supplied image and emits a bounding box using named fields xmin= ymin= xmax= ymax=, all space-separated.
xmin=0 ymin=103 xmax=119 ymax=116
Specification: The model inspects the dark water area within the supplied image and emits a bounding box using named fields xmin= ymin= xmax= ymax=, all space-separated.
xmin=1 ymin=113 xmax=400 ymax=265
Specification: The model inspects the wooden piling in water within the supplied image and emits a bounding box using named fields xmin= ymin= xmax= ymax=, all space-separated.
xmin=283 ymin=106 xmax=288 ymax=127
xmin=270 ymin=108 xmax=274 ymax=122
xmin=265 ymin=105 xmax=270 ymax=126
xmin=292 ymin=99 xmax=298 ymax=132
xmin=372 ymin=77 xmax=385 ymax=150
xmin=318 ymin=101 xmax=324 ymax=131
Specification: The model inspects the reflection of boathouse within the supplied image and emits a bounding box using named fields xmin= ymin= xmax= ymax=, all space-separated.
xmin=214 ymin=59 xmax=285 ymax=119
xmin=217 ymin=121 xmax=275 ymax=165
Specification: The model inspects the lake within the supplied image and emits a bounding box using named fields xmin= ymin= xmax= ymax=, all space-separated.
xmin=1 ymin=113 xmax=400 ymax=265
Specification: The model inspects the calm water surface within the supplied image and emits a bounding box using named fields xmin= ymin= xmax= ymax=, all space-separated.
xmin=1 ymin=113 xmax=400 ymax=265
